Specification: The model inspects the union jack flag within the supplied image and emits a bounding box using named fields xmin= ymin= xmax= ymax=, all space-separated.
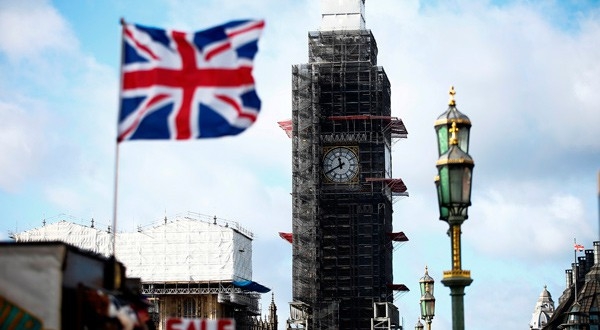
xmin=118 ymin=20 xmax=265 ymax=142
xmin=575 ymin=243 xmax=585 ymax=251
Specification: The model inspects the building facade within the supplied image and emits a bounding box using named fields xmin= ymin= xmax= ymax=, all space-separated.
xmin=12 ymin=214 xmax=277 ymax=330
xmin=543 ymin=241 xmax=600 ymax=329
xmin=288 ymin=1 xmax=408 ymax=329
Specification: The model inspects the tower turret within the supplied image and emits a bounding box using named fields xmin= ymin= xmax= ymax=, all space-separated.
xmin=529 ymin=286 xmax=555 ymax=329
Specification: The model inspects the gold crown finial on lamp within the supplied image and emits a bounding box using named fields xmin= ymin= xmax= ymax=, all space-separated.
xmin=448 ymin=86 xmax=456 ymax=106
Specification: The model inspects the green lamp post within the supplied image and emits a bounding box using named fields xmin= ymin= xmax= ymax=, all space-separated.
xmin=434 ymin=87 xmax=474 ymax=330
xmin=419 ymin=266 xmax=436 ymax=330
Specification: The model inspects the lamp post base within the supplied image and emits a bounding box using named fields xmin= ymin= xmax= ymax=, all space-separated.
xmin=441 ymin=271 xmax=473 ymax=330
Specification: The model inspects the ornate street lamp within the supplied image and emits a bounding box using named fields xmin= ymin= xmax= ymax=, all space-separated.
xmin=434 ymin=87 xmax=470 ymax=223
xmin=434 ymin=86 xmax=471 ymax=156
xmin=436 ymin=121 xmax=474 ymax=224
xmin=419 ymin=266 xmax=436 ymax=330
xmin=420 ymin=291 xmax=435 ymax=330
xmin=419 ymin=266 xmax=435 ymax=297
xmin=434 ymin=87 xmax=474 ymax=330
xmin=415 ymin=319 xmax=424 ymax=330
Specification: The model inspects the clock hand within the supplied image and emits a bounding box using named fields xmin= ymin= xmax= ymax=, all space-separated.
xmin=325 ymin=159 xmax=346 ymax=175
xmin=325 ymin=165 xmax=340 ymax=175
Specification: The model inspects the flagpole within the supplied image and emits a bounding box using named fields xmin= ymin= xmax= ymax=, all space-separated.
xmin=574 ymin=238 xmax=579 ymax=302
xmin=112 ymin=18 xmax=126 ymax=256
xmin=112 ymin=144 xmax=120 ymax=255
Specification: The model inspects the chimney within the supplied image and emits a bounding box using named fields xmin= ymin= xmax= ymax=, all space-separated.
xmin=566 ymin=269 xmax=573 ymax=288
xmin=578 ymin=256 xmax=587 ymax=280
xmin=585 ymin=248 xmax=594 ymax=271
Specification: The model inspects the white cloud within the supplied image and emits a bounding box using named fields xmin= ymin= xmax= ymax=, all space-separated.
xmin=0 ymin=100 xmax=50 ymax=191
xmin=0 ymin=0 xmax=117 ymax=210
xmin=470 ymin=183 xmax=591 ymax=259
xmin=0 ymin=0 xmax=77 ymax=60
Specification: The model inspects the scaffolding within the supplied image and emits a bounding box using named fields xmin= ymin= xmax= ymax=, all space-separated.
xmin=289 ymin=28 xmax=408 ymax=330
xmin=13 ymin=213 xmax=273 ymax=330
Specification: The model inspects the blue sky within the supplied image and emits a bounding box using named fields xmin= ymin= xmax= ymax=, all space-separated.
xmin=1 ymin=0 xmax=599 ymax=329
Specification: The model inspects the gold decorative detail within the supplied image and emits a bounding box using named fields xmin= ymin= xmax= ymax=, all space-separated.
xmin=449 ymin=122 xmax=459 ymax=145
xmin=442 ymin=269 xmax=471 ymax=279
xmin=436 ymin=158 xmax=474 ymax=166
xmin=434 ymin=117 xmax=471 ymax=126
xmin=448 ymin=86 xmax=456 ymax=106
xmin=451 ymin=225 xmax=461 ymax=270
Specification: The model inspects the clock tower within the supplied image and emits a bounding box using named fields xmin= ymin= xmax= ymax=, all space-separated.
xmin=287 ymin=1 xmax=409 ymax=329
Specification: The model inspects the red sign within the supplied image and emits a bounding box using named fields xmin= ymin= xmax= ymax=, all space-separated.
xmin=166 ymin=318 xmax=236 ymax=330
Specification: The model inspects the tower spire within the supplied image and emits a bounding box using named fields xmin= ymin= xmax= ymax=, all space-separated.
xmin=268 ymin=292 xmax=277 ymax=329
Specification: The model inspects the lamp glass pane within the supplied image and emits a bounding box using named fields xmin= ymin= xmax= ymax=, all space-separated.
xmin=449 ymin=166 xmax=464 ymax=204
xmin=462 ymin=167 xmax=472 ymax=204
xmin=458 ymin=129 xmax=470 ymax=153
xmin=439 ymin=166 xmax=450 ymax=205
xmin=441 ymin=206 xmax=449 ymax=220
xmin=436 ymin=126 xmax=448 ymax=156
xmin=436 ymin=178 xmax=449 ymax=220
xmin=426 ymin=282 xmax=434 ymax=296
xmin=426 ymin=299 xmax=436 ymax=317
xmin=420 ymin=299 xmax=426 ymax=318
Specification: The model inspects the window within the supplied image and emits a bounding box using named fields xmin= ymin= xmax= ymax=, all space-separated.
xmin=182 ymin=298 xmax=196 ymax=318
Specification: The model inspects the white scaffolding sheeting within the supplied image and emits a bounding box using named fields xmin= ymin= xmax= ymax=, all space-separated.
xmin=13 ymin=220 xmax=113 ymax=257
xmin=14 ymin=216 xmax=253 ymax=283
xmin=117 ymin=219 xmax=252 ymax=282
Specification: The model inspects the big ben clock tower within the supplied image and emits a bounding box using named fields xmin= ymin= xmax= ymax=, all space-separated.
xmin=287 ymin=1 xmax=409 ymax=329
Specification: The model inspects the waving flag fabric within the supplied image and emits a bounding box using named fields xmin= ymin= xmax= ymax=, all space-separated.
xmin=575 ymin=243 xmax=585 ymax=251
xmin=118 ymin=20 xmax=265 ymax=142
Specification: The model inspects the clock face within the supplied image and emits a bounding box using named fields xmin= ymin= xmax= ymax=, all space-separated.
xmin=323 ymin=147 xmax=359 ymax=183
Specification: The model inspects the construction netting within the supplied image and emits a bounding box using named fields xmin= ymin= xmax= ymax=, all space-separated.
xmin=13 ymin=217 xmax=253 ymax=283
xmin=13 ymin=220 xmax=113 ymax=257
xmin=117 ymin=218 xmax=252 ymax=282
